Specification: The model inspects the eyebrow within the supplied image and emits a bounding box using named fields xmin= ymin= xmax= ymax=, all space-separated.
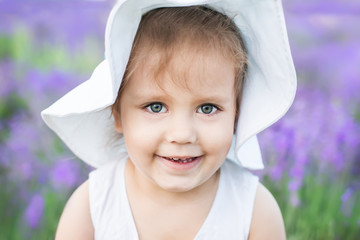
xmin=128 ymin=83 xmax=234 ymax=105
xmin=196 ymin=92 xmax=233 ymax=101
xmin=134 ymin=92 xmax=233 ymax=107
xmin=128 ymin=88 xmax=168 ymax=99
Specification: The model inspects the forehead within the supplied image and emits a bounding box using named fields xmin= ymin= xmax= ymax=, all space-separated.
xmin=127 ymin=45 xmax=236 ymax=95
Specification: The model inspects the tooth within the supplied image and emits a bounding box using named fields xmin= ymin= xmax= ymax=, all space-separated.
xmin=164 ymin=157 xmax=198 ymax=163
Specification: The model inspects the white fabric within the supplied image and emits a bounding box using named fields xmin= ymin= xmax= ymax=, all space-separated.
xmin=89 ymin=158 xmax=259 ymax=239
xmin=41 ymin=0 xmax=297 ymax=169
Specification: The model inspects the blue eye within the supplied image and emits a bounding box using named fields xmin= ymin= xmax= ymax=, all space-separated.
xmin=198 ymin=104 xmax=217 ymax=114
xmin=146 ymin=103 xmax=167 ymax=113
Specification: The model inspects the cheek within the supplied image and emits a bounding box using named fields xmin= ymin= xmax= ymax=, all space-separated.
xmin=121 ymin=114 xmax=161 ymax=156
xmin=198 ymin=117 xmax=235 ymax=154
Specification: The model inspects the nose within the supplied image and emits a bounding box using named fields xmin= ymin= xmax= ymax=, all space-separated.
xmin=165 ymin=114 xmax=197 ymax=144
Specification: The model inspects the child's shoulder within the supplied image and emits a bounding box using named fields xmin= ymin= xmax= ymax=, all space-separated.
xmin=248 ymin=183 xmax=286 ymax=240
xmin=222 ymin=160 xmax=285 ymax=239
xmin=55 ymin=160 xmax=124 ymax=240
xmin=55 ymin=180 xmax=94 ymax=240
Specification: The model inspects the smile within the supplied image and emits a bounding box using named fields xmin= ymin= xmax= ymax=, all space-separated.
xmin=163 ymin=157 xmax=198 ymax=163
xmin=156 ymin=155 xmax=203 ymax=171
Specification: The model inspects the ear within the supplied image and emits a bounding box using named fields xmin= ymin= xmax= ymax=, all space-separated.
xmin=113 ymin=112 xmax=123 ymax=133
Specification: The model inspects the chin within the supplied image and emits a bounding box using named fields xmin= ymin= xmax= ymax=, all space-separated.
xmin=156 ymin=180 xmax=200 ymax=193
xmin=166 ymin=186 xmax=195 ymax=193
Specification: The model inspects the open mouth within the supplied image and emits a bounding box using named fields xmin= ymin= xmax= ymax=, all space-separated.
xmin=162 ymin=156 xmax=199 ymax=164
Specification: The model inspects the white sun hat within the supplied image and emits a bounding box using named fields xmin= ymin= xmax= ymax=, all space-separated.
xmin=41 ymin=0 xmax=296 ymax=170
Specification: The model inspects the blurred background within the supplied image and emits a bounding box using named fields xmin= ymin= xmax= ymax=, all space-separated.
xmin=0 ymin=0 xmax=359 ymax=239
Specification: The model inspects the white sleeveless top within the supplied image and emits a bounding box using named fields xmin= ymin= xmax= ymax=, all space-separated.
xmin=89 ymin=158 xmax=259 ymax=240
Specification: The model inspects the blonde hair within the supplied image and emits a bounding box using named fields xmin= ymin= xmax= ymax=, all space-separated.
xmin=112 ymin=6 xmax=248 ymax=122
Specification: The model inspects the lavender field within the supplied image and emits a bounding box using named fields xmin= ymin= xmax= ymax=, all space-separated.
xmin=0 ymin=0 xmax=359 ymax=239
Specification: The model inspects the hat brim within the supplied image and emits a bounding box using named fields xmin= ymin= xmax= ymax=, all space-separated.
xmin=42 ymin=0 xmax=296 ymax=169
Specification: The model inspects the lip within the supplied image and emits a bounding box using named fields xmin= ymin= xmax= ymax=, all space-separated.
xmin=156 ymin=154 xmax=203 ymax=171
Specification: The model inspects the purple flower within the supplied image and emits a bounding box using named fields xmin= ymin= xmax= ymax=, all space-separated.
xmin=341 ymin=187 xmax=355 ymax=217
xmin=51 ymin=158 xmax=81 ymax=189
xmin=7 ymin=114 xmax=39 ymax=157
xmin=269 ymin=165 xmax=284 ymax=181
xmin=18 ymin=161 xmax=34 ymax=181
xmin=285 ymin=1 xmax=360 ymax=16
xmin=0 ymin=0 xmax=111 ymax=49
xmin=341 ymin=188 xmax=353 ymax=204
xmin=0 ymin=61 xmax=15 ymax=97
xmin=290 ymin=192 xmax=301 ymax=207
xmin=24 ymin=193 xmax=44 ymax=229
xmin=288 ymin=178 xmax=302 ymax=193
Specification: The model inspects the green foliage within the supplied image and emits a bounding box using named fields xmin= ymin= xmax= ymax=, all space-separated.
xmin=27 ymin=191 xmax=69 ymax=240
xmin=0 ymin=187 xmax=70 ymax=240
xmin=0 ymin=23 xmax=99 ymax=240
xmin=264 ymin=173 xmax=360 ymax=240
xmin=0 ymin=36 xmax=12 ymax=59
xmin=1 ymin=24 xmax=102 ymax=74
xmin=0 ymin=184 xmax=23 ymax=240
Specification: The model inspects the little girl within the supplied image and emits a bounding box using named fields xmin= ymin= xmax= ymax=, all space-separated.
xmin=42 ymin=0 xmax=296 ymax=239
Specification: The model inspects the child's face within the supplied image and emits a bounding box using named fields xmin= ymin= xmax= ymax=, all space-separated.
xmin=115 ymin=47 xmax=236 ymax=193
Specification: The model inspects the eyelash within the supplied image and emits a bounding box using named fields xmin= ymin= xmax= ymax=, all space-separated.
xmin=145 ymin=102 xmax=167 ymax=113
xmin=144 ymin=103 xmax=220 ymax=115
xmin=197 ymin=104 xmax=219 ymax=115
